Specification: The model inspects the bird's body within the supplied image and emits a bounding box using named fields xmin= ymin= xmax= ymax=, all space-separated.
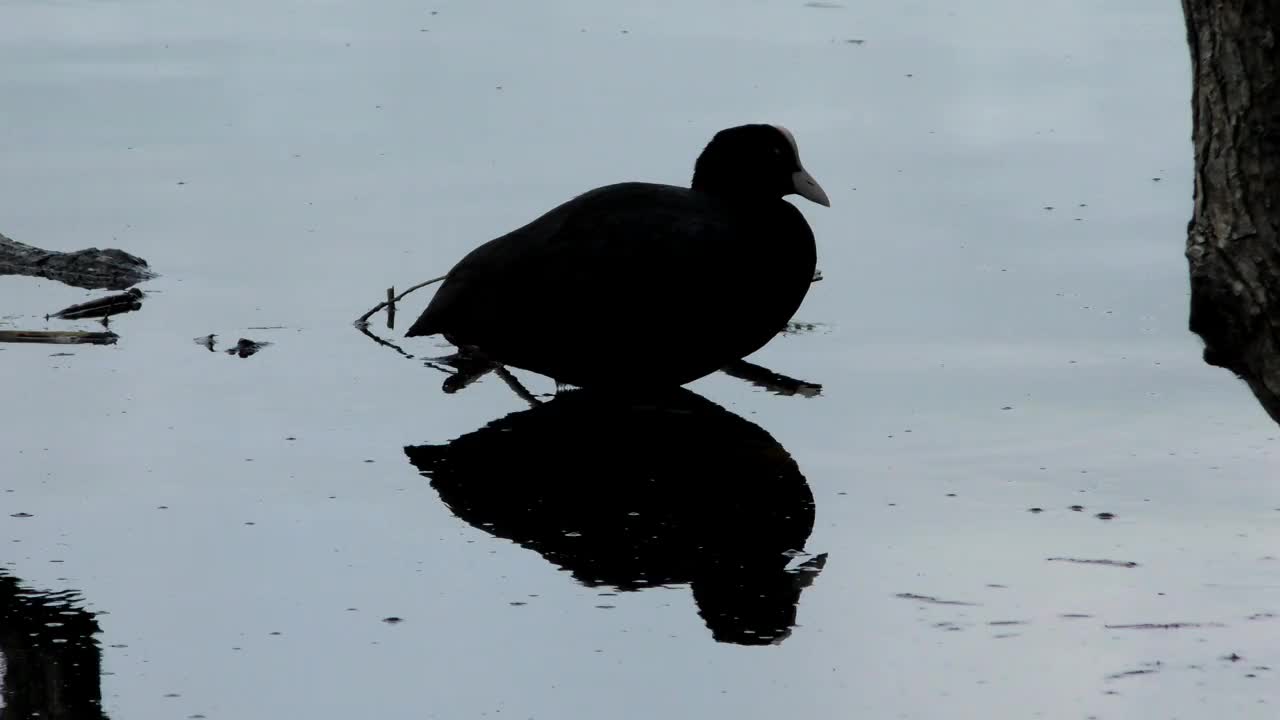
xmin=406 ymin=124 xmax=828 ymax=390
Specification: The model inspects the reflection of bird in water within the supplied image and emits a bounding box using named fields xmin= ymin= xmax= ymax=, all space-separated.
xmin=404 ymin=387 xmax=825 ymax=645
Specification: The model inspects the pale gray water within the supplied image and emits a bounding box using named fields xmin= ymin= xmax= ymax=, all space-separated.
xmin=2 ymin=1 xmax=1279 ymax=718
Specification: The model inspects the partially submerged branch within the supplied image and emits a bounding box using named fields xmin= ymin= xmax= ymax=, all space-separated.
xmin=0 ymin=330 xmax=119 ymax=345
xmin=355 ymin=275 xmax=445 ymax=326
xmin=48 ymin=288 xmax=144 ymax=321
xmin=0 ymin=230 xmax=155 ymax=291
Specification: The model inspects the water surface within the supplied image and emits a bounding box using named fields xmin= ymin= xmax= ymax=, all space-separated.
xmin=3 ymin=1 xmax=1279 ymax=718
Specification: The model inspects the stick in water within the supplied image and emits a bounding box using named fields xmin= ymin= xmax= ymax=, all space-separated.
xmin=355 ymin=275 xmax=446 ymax=326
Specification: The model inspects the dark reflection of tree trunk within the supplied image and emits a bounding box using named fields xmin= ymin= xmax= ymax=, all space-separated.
xmin=0 ymin=571 xmax=108 ymax=720
xmin=1182 ymin=1 xmax=1280 ymax=422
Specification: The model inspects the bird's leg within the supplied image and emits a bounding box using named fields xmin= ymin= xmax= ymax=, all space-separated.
xmin=440 ymin=366 xmax=494 ymax=394
xmin=495 ymin=367 xmax=542 ymax=407
xmin=429 ymin=343 xmax=500 ymax=394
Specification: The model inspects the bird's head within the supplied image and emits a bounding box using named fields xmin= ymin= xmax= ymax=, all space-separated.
xmin=691 ymin=124 xmax=830 ymax=207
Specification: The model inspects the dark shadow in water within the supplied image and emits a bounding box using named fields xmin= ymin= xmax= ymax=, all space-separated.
xmin=0 ymin=570 xmax=108 ymax=719
xmin=404 ymin=387 xmax=825 ymax=645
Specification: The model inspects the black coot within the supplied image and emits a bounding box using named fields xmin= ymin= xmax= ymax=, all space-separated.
xmin=405 ymin=124 xmax=829 ymax=389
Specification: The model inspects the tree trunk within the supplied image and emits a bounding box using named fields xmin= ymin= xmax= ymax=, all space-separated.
xmin=1183 ymin=0 xmax=1280 ymax=420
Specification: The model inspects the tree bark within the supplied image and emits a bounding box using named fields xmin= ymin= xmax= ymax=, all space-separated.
xmin=1183 ymin=0 xmax=1280 ymax=420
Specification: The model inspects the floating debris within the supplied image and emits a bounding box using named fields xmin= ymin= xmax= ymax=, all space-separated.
xmin=0 ymin=330 xmax=118 ymax=345
xmin=783 ymin=320 xmax=829 ymax=335
xmin=1047 ymin=557 xmax=1139 ymax=568
xmin=226 ymin=338 xmax=271 ymax=358
xmin=1106 ymin=666 xmax=1160 ymax=680
xmin=1104 ymin=622 xmax=1214 ymax=630
xmin=894 ymin=592 xmax=979 ymax=606
xmin=194 ymin=334 xmax=216 ymax=351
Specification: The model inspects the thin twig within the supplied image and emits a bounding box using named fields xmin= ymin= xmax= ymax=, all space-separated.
xmin=386 ymin=287 xmax=396 ymax=329
xmin=355 ymin=275 xmax=446 ymax=326
xmin=356 ymin=323 xmax=416 ymax=359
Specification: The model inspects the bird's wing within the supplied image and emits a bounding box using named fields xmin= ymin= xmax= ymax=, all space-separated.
xmin=409 ymin=183 xmax=732 ymax=338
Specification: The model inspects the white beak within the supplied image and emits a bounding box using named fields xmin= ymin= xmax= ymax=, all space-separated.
xmin=792 ymin=168 xmax=831 ymax=207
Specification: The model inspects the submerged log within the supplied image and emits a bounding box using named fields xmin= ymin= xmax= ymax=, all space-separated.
xmin=0 ymin=330 xmax=119 ymax=345
xmin=1182 ymin=1 xmax=1280 ymax=421
xmin=0 ymin=231 xmax=155 ymax=290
